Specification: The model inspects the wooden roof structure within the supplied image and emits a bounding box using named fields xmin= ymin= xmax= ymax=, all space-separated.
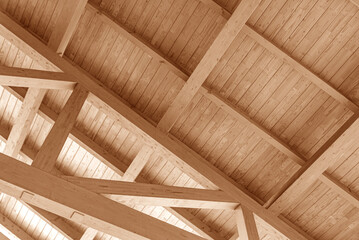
xmin=0 ymin=0 xmax=358 ymax=239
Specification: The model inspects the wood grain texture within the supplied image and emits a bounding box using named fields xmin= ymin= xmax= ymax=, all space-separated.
xmin=157 ymin=0 xmax=261 ymax=132
xmin=32 ymin=84 xmax=88 ymax=172
xmin=0 ymin=153 xmax=206 ymax=240
xmin=0 ymin=66 xmax=75 ymax=89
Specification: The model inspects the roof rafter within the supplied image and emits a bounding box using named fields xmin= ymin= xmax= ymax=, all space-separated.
xmin=48 ymin=0 xmax=88 ymax=56
xmin=0 ymin=153 xmax=206 ymax=240
xmin=2 ymin=86 xmax=225 ymax=240
xmin=62 ymin=176 xmax=238 ymax=209
xmin=157 ymin=0 xmax=262 ymax=132
xmin=121 ymin=145 xmax=153 ymax=182
xmin=268 ymin=113 xmax=359 ymax=214
xmin=0 ymin=9 xmax=309 ymax=240
xmin=0 ymin=66 xmax=75 ymax=89
xmin=86 ymin=0 xmax=359 ymax=209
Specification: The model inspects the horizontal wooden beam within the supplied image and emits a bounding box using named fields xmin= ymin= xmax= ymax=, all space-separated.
xmin=0 ymin=153 xmax=205 ymax=240
xmin=2 ymin=87 xmax=225 ymax=240
xmin=157 ymin=0 xmax=261 ymax=132
xmin=63 ymin=176 xmax=238 ymax=209
xmin=0 ymin=10 xmax=309 ymax=240
xmin=0 ymin=66 xmax=75 ymax=89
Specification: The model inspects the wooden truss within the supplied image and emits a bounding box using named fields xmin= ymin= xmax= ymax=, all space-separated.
xmin=0 ymin=0 xmax=357 ymax=240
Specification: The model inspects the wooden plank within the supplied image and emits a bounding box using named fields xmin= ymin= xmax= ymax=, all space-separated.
xmin=235 ymin=206 xmax=260 ymax=240
xmin=198 ymin=0 xmax=231 ymax=19
xmin=0 ymin=66 xmax=76 ymax=89
xmin=318 ymin=173 xmax=359 ymax=209
xmin=4 ymin=87 xmax=225 ymax=240
xmin=0 ymin=212 xmax=35 ymax=240
xmin=26 ymin=205 xmax=83 ymax=240
xmin=201 ymin=87 xmax=359 ymax=209
xmin=80 ymin=228 xmax=97 ymax=240
xmin=32 ymin=84 xmax=88 ymax=172
xmin=200 ymin=87 xmax=305 ymax=165
xmin=0 ymin=11 xmax=310 ymax=240
xmin=268 ymin=113 xmax=359 ymax=215
xmin=71 ymin=2 xmax=358 ymax=210
xmin=48 ymin=0 xmax=88 ymax=55
xmin=0 ymin=153 xmax=206 ymax=240
xmin=63 ymin=176 xmax=239 ymax=209
xmin=157 ymin=0 xmax=261 ymax=132
xmin=86 ymin=2 xmax=189 ymax=80
xmin=241 ymin=25 xmax=359 ymax=112
xmin=351 ymin=0 xmax=359 ymax=8
xmin=121 ymin=145 xmax=153 ymax=182
xmin=4 ymin=88 xmax=46 ymax=157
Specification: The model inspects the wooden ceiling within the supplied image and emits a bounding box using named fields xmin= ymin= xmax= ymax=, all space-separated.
xmin=0 ymin=0 xmax=358 ymax=239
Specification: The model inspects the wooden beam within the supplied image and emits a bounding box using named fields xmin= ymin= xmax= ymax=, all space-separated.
xmin=48 ymin=0 xmax=88 ymax=55
xmin=0 ymin=66 xmax=75 ymax=89
xmin=80 ymin=228 xmax=97 ymax=240
xmin=0 ymin=11 xmax=310 ymax=240
xmin=268 ymin=113 xmax=359 ymax=214
xmin=235 ymin=206 xmax=259 ymax=240
xmin=2 ymin=88 xmax=82 ymax=240
xmin=350 ymin=0 xmax=359 ymax=8
xmin=3 ymin=88 xmax=225 ymax=240
xmin=83 ymin=2 xmax=357 ymax=209
xmin=0 ymin=212 xmax=35 ymax=240
xmin=121 ymin=146 xmax=153 ymax=182
xmin=4 ymin=88 xmax=46 ymax=157
xmin=63 ymin=177 xmax=238 ymax=209
xmin=32 ymin=84 xmax=88 ymax=172
xmin=241 ymin=25 xmax=359 ymax=112
xmin=157 ymin=0 xmax=261 ymax=132
xmin=0 ymin=154 xmax=205 ymax=240
xmin=2 ymin=0 xmax=86 ymax=235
